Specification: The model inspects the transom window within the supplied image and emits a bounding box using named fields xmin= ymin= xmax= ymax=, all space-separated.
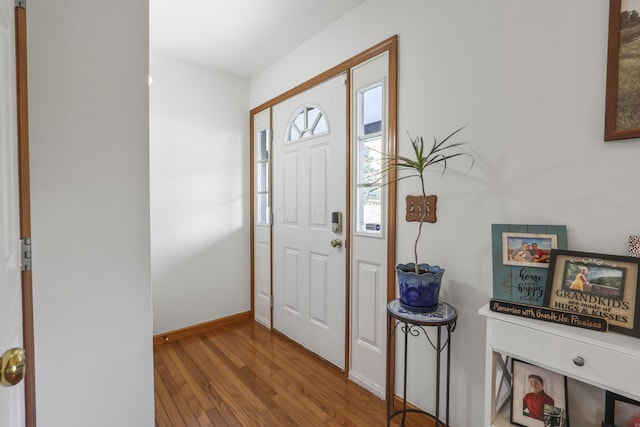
xmin=286 ymin=105 xmax=328 ymax=142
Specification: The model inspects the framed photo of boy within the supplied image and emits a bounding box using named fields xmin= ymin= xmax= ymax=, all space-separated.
xmin=511 ymin=359 xmax=568 ymax=427
xmin=544 ymin=249 xmax=640 ymax=337
xmin=605 ymin=0 xmax=640 ymax=140
xmin=604 ymin=391 xmax=640 ymax=426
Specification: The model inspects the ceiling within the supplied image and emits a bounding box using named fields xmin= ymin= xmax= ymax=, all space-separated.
xmin=150 ymin=0 xmax=365 ymax=79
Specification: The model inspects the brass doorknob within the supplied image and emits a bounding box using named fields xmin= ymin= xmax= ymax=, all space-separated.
xmin=330 ymin=239 xmax=342 ymax=248
xmin=1 ymin=347 xmax=26 ymax=387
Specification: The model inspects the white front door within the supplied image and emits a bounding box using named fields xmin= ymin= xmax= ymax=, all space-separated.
xmin=0 ymin=0 xmax=25 ymax=424
xmin=272 ymin=74 xmax=347 ymax=369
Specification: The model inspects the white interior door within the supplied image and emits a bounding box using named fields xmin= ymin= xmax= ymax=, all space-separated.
xmin=272 ymin=74 xmax=347 ymax=369
xmin=0 ymin=0 xmax=25 ymax=424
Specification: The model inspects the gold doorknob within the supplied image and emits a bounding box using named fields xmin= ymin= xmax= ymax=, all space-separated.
xmin=1 ymin=347 xmax=26 ymax=387
xmin=330 ymin=239 xmax=342 ymax=248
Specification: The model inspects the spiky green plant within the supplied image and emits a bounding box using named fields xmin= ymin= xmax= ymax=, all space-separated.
xmin=379 ymin=126 xmax=474 ymax=273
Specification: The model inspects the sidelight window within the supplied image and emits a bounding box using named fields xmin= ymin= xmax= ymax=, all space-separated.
xmin=256 ymin=128 xmax=270 ymax=225
xmin=355 ymin=83 xmax=383 ymax=235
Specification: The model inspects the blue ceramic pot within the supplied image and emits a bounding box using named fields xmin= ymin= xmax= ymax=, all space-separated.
xmin=396 ymin=263 xmax=444 ymax=312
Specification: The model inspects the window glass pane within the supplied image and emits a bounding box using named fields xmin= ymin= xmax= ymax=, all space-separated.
xmin=360 ymin=137 xmax=382 ymax=184
xmin=258 ymin=129 xmax=268 ymax=160
xmin=361 ymin=84 xmax=382 ymax=135
xmin=257 ymin=193 xmax=269 ymax=225
xmin=287 ymin=124 xmax=300 ymax=141
xmin=307 ymin=107 xmax=320 ymax=128
xmin=357 ymin=187 xmax=381 ymax=233
xmin=257 ymin=162 xmax=268 ymax=193
xmin=313 ymin=113 xmax=328 ymax=134
xmin=293 ymin=110 xmax=305 ymax=135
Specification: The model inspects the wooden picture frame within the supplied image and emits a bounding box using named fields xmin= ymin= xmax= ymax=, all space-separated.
xmin=544 ymin=249 xmax=640 ymax=337
xmin=510 ymin=359 xmax=569 ymax=427
xmin=605 ymin=0 xmax=640 ymax=140
xmin=605 ymin=391 xmax=640 ymax=426
xmin=491 ymin=224 xmax=568 ymax=306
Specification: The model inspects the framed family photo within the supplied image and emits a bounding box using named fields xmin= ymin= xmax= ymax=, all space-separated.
xmin=492 ymin=224 xmax=568 ymax=306
xmin=503 ymin=232 xmax=558 ymax=269
xmin=605 ymin=0 xmax=640 ymax=140
xmin=511 ymin=359 xmax=568 ymax=427
xmin=544 ymin=250 xmax=640 ymax=337
xmin=605 ymin=391 xmax=640 ymax=426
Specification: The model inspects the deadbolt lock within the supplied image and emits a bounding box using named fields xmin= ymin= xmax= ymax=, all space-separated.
xmin=1 ymin=347 xmax=26 ymax=387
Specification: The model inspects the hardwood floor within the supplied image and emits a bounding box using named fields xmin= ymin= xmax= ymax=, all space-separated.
xmin=154 ymin=319 xmax=430 ymax=426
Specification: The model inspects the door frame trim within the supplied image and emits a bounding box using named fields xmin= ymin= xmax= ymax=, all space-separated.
xmin=249 ymin=35 xmax=398 ymax=384
xmin=15 ymin=5 xmax=36 ymax=426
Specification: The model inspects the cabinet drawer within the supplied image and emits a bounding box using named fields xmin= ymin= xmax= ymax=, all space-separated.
xmin=491 ymin=319 xmax=640 ymax=397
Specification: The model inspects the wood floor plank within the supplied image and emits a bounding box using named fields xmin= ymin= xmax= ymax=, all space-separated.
xmin=220 ymin=324 xmax=380 ymax=426
xmin=225 ymin=327 xmax=360 ymax=425
xmin=159 ymin=369 xmax=201 ymax=425
xmin=154 ymin=319 xmax=435 ymax=427
xmin=229 ymin=324 xmax=387 ymax=426
xmin=161 ymin=346 xmax=215 ymax=427
xmin=184 ymin=339 xmax=272 ymax=426
xmin=167 ymin=338 xmax=243 ymax=426
xmin=159 ymin=340 xmax=234 ymax=427
xmin=154 ymin=362 xmax=189 ymax=426
xmin=154 ymin=390 xmax=173 ymax=427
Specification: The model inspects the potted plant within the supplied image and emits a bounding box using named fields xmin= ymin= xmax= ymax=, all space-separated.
xmin=380 ymin=126 xmax=473 ymax=312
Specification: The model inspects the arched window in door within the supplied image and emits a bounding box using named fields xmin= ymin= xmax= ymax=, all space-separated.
xmin=285 ymin=105 xmax=329 ymax=142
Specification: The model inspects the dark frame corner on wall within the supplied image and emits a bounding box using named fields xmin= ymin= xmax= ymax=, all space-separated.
xmin=605 ymin=0 xmax=640 ymax=141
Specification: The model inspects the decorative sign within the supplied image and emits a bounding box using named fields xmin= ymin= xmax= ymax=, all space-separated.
xmin=544 ymin=249 xmax=640 ymax=337
xmin=490 ymin=299 xmax=608 ymax=332
xmin=491 ymin=224 xmax=568 ymax=306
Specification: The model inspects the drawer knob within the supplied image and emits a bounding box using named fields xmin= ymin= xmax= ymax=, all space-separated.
xmin=573 ymin=356 xmax=585 ymax=367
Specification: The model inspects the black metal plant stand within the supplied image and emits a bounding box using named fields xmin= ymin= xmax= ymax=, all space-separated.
xmin=385 ymin=299 xmax=457 ymax=427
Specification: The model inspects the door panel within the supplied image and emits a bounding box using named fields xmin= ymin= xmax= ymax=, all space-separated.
xmin=252 ymin=109 xmax=271 ymax=328
xmin=272 ymin=75 xmax=347 ymax=369
xmin=0 ymin=0 xmax=25 ymax=424
xmin=348 ymin=53 xmax=390 ymax=396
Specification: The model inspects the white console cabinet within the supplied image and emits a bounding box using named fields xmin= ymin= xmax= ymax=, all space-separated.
xmin=480 ymin=303 xmax=640 ymax=426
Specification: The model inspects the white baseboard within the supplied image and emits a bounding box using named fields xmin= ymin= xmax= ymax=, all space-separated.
xmin=254 ymin=314 xmax=270 ymax=329
xmin=348 ymin=371 xmax=385 ymax=399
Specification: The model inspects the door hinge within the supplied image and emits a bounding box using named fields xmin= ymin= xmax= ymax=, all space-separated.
xmin=15 ymin=0 xmax=26 ymax=9
xmin=20 ymin=238 xmax=32 ymax=271
xmin=270 ymin=296 xmax=274 ymax=309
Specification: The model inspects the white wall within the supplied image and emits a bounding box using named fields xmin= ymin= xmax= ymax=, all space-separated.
xmin=28 ymin=1 xmax=154 ymax=426
xmin=150 ymin=52 xmax=250 ymax=334
xmin=251 ymin=1 xmax=639 ymax=425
